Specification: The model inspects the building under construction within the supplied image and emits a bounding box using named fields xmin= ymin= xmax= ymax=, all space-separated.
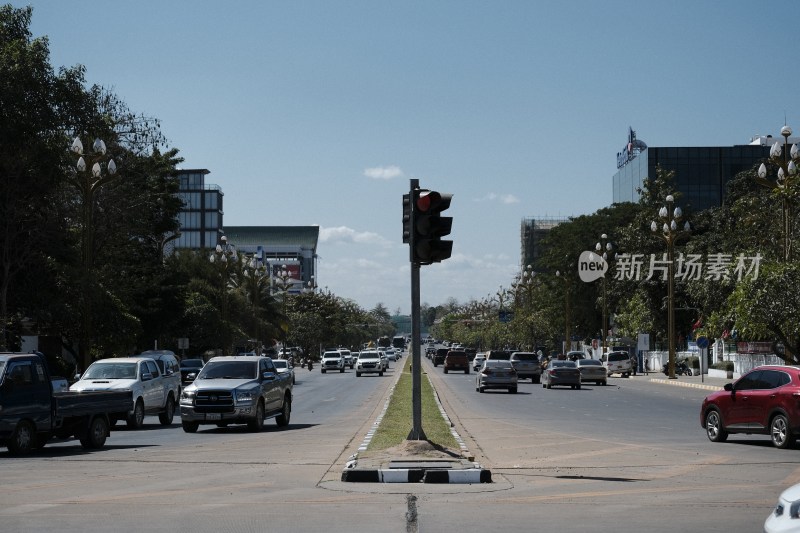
xmin=520 ymin=217 xmax=570 ymax=272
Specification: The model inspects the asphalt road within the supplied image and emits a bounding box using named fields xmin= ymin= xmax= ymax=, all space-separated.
xmin=0 ymin=351 xmax=797 ymax=532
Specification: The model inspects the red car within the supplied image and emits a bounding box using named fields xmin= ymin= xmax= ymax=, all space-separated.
xmin=701 ymin=365 xmax=800 ymax=449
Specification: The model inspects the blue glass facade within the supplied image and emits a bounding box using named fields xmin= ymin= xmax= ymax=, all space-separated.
xmin=612 ymin=145 xmax=770 ymax=210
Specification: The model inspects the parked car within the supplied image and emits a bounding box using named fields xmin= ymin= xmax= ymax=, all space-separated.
xmin=179 ymin=358 xmax=205 ymax=385
xmin=764 ymin=481 xmax=800 ymax=532
xmin=509 ymin=352 xmax=541 ymax=383
xmin=542 ymin=360 xmax=582 ymax=389
xmin=475 ymin=360 xmax=517 ymax=393
xmin=71 ymin=357 xmax=179 ymax=429
xmin=320 ymin=351 xmax=345 ymax=373
xmin=179 ymin=355 xmax=292 ymax=432
xmin=444 ymin=351 xmax=469 ymax=374
xmin=355 ymin=350 xmax=384 ymax=377
xmin=472 ymin=353 xmax=486 ymax=371
xmin=272 ymin=359 xmax=295 ymax=384
xmin=604 ymin=351 xmax=633 ymax=378
xmin=701 ymin=365 xmax=800 ymax=449
xmin=576 ymin=358 xmax=607 ymax=386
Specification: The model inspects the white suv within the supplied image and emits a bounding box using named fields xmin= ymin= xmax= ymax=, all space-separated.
xmin=338 ymin=349 xmax=354 ymax=369
xmin=604 ymin=351 xmax=633 ymax=378
xmin=356 ymin=350 xmax=384 ymax=377
xmin=321 ymin=351 xmax=344 ymax=373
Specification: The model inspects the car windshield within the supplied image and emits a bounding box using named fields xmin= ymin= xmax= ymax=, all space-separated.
xmin=489 ymin=352 xmax=511 ymax=360
xmin=180 ymin=359 xmax=203 ymax=369
xmin=552 ymin=361 xmax=576 ymax=368
xmin=197 ymin=361 xmax=258 ymax=380
xmin=83 ymin=362 xmax=138 ymax=379
xmin=485 ymin=361 xmax=512 ymax=369
xmin=359 ymin=352 xmax=378 ymax=359
xmin=578 ymin=359 xmax=602 ymax=366
xmin=609 ymin=353 xmax=628 ymax=361
xmin=273 ymin=360 xmax=287 ymax=369
xmin=323 ymin=353 xmax=339 ymax=359
xmin=512 ymin=353 xmax=536 ymax=361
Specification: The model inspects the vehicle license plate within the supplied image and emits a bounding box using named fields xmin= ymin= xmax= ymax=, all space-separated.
xmin=206 ymin=413 xmax=221 ymax=420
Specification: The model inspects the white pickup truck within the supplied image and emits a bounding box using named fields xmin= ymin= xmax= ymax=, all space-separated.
xmin=70 ymin=357 xmax=180 ymax=428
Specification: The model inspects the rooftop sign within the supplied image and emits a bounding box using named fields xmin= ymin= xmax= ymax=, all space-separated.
xmin=617 ymin=127 xmax=648 ymax=169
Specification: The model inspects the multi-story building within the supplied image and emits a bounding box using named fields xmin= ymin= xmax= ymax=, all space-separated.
xmin=221 ymin=226 xmax=319 ymax=293
xmin=611 ymin=127 xmax=792 ymax=210
xmin=174 ymin=169 xmax=224 ymax=251
xmin=520 ymin=217 xmax=569 ymax=272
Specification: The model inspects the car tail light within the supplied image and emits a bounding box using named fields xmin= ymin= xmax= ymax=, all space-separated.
xmin=509 ymin=368 xmax=517 ymax=374
xmin=482 ymin=368 xmax=493 ymax=375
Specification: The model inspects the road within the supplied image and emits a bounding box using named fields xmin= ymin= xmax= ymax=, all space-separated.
xmin=0 ymin=350 xmax=797 ymax=532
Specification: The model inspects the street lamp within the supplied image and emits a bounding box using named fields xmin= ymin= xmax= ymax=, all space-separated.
xmin=511 ymin=265 xmax=535 ymax=350
xmin=68 ymin=137 xmax=119 ymax=371
xmin=209 ymin=235 xmax=238 ymax=355
xmin=595 ymin=234 xmax=613 ymax=358
xmin=756 ymin=125 xmax=800 ymax=262
xmin=242 ymin=254 xmax=268 ymax=351
xmin=556 ymin=270 xmax=571 ymax=354
xmin=272 ymin=265 xmax=293 ymax=353
xmin=651 ymin=195 xmax=691 ymax=379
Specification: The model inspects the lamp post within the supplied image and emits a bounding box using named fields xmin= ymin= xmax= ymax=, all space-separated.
xmin=242 ymin=254 xmax=268 ymax=351
xmin=511 ymin=265 xmax=535 ymax=348
xmin=651 ymin=195 xmax=691 ymax=379
xmin=273 ymin=265 xmax=293 ymax=352
xmin=595 ymin=234 xmax=613 ymax=358
xmin=68 ymin=137 xmax=119 ymax=371
xmin=209 ymin=235 xmax=238 ymax=355
xmin=556 ymin=270 xmax=571 ymax=354
xmin=756 ymin=125 xmax=800 ymax=262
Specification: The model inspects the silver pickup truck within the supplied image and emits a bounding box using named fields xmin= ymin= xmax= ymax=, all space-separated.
xmin=179 ymin=356 xmax=292 ymax=433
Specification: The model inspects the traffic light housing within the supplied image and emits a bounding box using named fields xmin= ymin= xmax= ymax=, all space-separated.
xmin=413 ymin=189 xmax=453 ymax=264
xmin=402 ymin=193 xmax=412 ymax=244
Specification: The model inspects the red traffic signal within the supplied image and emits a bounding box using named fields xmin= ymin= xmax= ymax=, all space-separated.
xmin=413 ymin=189 xmax=453 ymax=264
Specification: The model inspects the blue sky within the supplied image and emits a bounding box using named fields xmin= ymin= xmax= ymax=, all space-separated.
xmin=17 ymin=1 xmax=800 ymax=314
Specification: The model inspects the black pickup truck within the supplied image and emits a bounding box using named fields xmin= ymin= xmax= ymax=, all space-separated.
xmin=0 ymin=352 xmax=133 ymax=454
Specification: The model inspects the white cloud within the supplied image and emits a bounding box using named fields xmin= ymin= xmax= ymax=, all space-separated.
xmin=473 ymin=192 xmax=520 ymax=204
xmin=318 ymin=225 xmax=394 ymax=248
xmin=364 ymin=165 xmax=404 ymax=180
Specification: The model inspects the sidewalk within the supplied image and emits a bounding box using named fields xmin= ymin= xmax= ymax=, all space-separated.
xmin=637 ymin=370 xmax=728 ymax=391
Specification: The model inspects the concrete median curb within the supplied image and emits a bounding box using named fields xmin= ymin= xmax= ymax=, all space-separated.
xmin=649 ymin=378 xmax=723 ymax=391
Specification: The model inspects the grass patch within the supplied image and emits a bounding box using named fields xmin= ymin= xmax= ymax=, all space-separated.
xmin=367 ymin=356 xmax=459 ymax=451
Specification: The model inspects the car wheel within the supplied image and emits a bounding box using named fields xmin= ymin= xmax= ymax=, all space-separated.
xmin=542 ymin=383 xmax=546 ymax=388
xmin=705 ymin=409 xmax=728 ymax=443
xmin=576 ymin=384 xmax=581 ymax=390
xmin=356 ymin=372 xmax=361 ymax=377
xmin=79 ymin=416 xmax=108 ymax=449
xmin=465 ymin=369 xmax=469 ymax=374
xmin=379 ymin=371 xmax=384 ymax=376
xmin=444 ymin=368 xmax=448 ymax=374
xmin=215 ymin=422 xmax=229 ymax=428
xmin=602 ymin=380 xmax=607 ymax=386
xmin=126 ymin=399 xmax=145 ymax=429
xmin=771 ymin=414 xmax=795 ymax=449
xmin=321 ymin=369 xmax=326 ymax=373
xmin=478 ymin=386 xmax=485 ymax=393
xmin=7 ymin=420 xmax=35 ymax=454
xmin=276 ymin=394 xmax=291 ymax=427
xmin=158 ymin=395 xmax=175 ymax=426
xmin=247 ymin=401 xmax=265 ymax=432
xmin=546 ymin=383 xmax=552 ymax=389
xmin=340 ymin=368 xmax=344 ymax=373
xmin=509 ymin=387 xmax=517 ymax=394
xmin=182 ymin=420 xmax=199 ymax=433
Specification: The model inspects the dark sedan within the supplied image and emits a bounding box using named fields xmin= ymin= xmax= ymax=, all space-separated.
xmin=542 ymin=360 xmax=581 ymax=390
xmin=179 ymin=358 xmax=204 ymax=385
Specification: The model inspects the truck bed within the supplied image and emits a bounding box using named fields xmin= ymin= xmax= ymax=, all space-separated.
xmin=53 ymin=390 xmax=133 ymax=417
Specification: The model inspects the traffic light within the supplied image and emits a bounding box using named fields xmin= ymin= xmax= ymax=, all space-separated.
xmin=402 ymin=192 xmax=413 ymax=244
xmin=413 ymin=189 xmax=453 ymax=264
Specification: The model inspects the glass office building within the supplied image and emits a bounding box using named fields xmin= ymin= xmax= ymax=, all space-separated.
xmin=174 ymin=169 xmax=224 ymax=250
xmin=613 ymin=144 xmax=772 ymax=211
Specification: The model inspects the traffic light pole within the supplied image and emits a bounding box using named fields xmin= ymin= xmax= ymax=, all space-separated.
xmin=408 ymin=178 xmax=425 ymax=440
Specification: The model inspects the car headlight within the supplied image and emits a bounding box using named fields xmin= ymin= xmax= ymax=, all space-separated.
xmin=180 ymin=389 xmax=196 ymax=403
xmin=235 ymin=389 xmax=257 ymax=404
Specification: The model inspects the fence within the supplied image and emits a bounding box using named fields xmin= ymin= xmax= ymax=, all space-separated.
xmin=644 ymin=350 xmax=784 ymax=376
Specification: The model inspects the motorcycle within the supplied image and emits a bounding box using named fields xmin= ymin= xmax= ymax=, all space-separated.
xmin=662 ymin=360 xmax=692 ymax=376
